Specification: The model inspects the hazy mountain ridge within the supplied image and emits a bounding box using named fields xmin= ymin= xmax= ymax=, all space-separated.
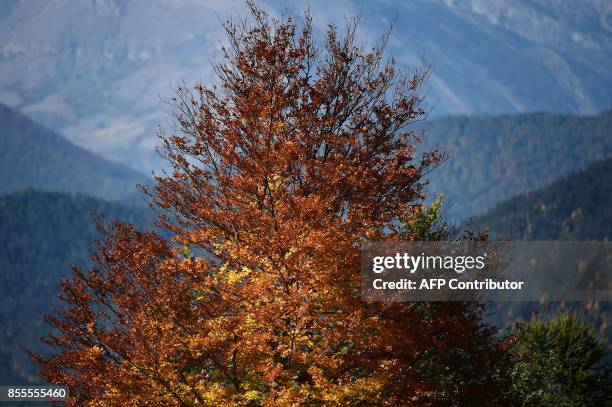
xmin=0 ymin=103 xmax=149 ymax=201
xmin=420 ymin=109 xmax=612 ymax=219
xmin=478 ymin=155 xmax=612 ymax=240
xmin=1 ymin=0 xmax=611 ymax=172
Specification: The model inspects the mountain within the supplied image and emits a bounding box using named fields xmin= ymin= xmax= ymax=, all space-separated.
xmin=475 ymin=158 xmax=612 ymax=342
xmin=420 ymin=109 xmax=612 ymax=219
xmin=0 ymin=190 xmax=152 ymax=385
xmin=1 ymin=0 xmax=611 ymax=172
xmin=478 ymin=156 xmax=612 ymax=240
xmin=0 ymin=103 xmax=149 ymax=202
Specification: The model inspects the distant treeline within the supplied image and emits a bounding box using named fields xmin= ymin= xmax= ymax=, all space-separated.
xmin=0 ymin=103 xmax=148 ymax=202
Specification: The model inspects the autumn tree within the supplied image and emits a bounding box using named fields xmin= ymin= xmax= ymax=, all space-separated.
xmin=33 ymin=3 xmax=507 ymax=405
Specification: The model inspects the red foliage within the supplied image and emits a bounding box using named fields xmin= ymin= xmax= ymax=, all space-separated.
xmin=33 ymin=3 xmax=507 ymax=405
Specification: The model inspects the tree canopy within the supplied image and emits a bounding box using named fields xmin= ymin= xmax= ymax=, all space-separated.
xmin=33 ymin=3 xmax=507 ymax=405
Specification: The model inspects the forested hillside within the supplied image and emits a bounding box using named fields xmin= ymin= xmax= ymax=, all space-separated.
xmin=422 ymin=109 xmax=612 ymax=219
xmin=0 ymin=190 xmax=151 ymax=385
xmin=0 ymin=104 xmax=149 ymax=202
xmin=475 ymin=158 xmax=612 ymax=343
xmin=478 ymin=156 xmax=612 ymax=240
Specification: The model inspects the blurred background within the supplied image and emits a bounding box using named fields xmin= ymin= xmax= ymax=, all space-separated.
xmin=1 ymin=0 xmax=611 ymax=385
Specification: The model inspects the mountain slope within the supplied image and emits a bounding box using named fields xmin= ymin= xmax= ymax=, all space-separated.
xmin=477 ymin=156 xmax=612 ymax=240
xmin=421 ymin=109 xmax=612 ymax=219
xmin=476 ymin=158 xmax=612 ymax=342
xmin=0 ymin=190 xmax=152 ymax=385
xmin=0 ymin=0 xmax=611 ymax=172
xmin=0 ymin=103 xmax=149 ymax=201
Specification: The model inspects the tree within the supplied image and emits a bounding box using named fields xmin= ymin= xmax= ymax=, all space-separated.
xmin=33 ymin=3 xmax=507 ymax=405
xmin=502 ymin=314 xmax=611 ymax=406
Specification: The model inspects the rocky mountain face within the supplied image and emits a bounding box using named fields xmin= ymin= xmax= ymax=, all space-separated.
xmin=1 ymin=0 xmax=611 ymax=172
